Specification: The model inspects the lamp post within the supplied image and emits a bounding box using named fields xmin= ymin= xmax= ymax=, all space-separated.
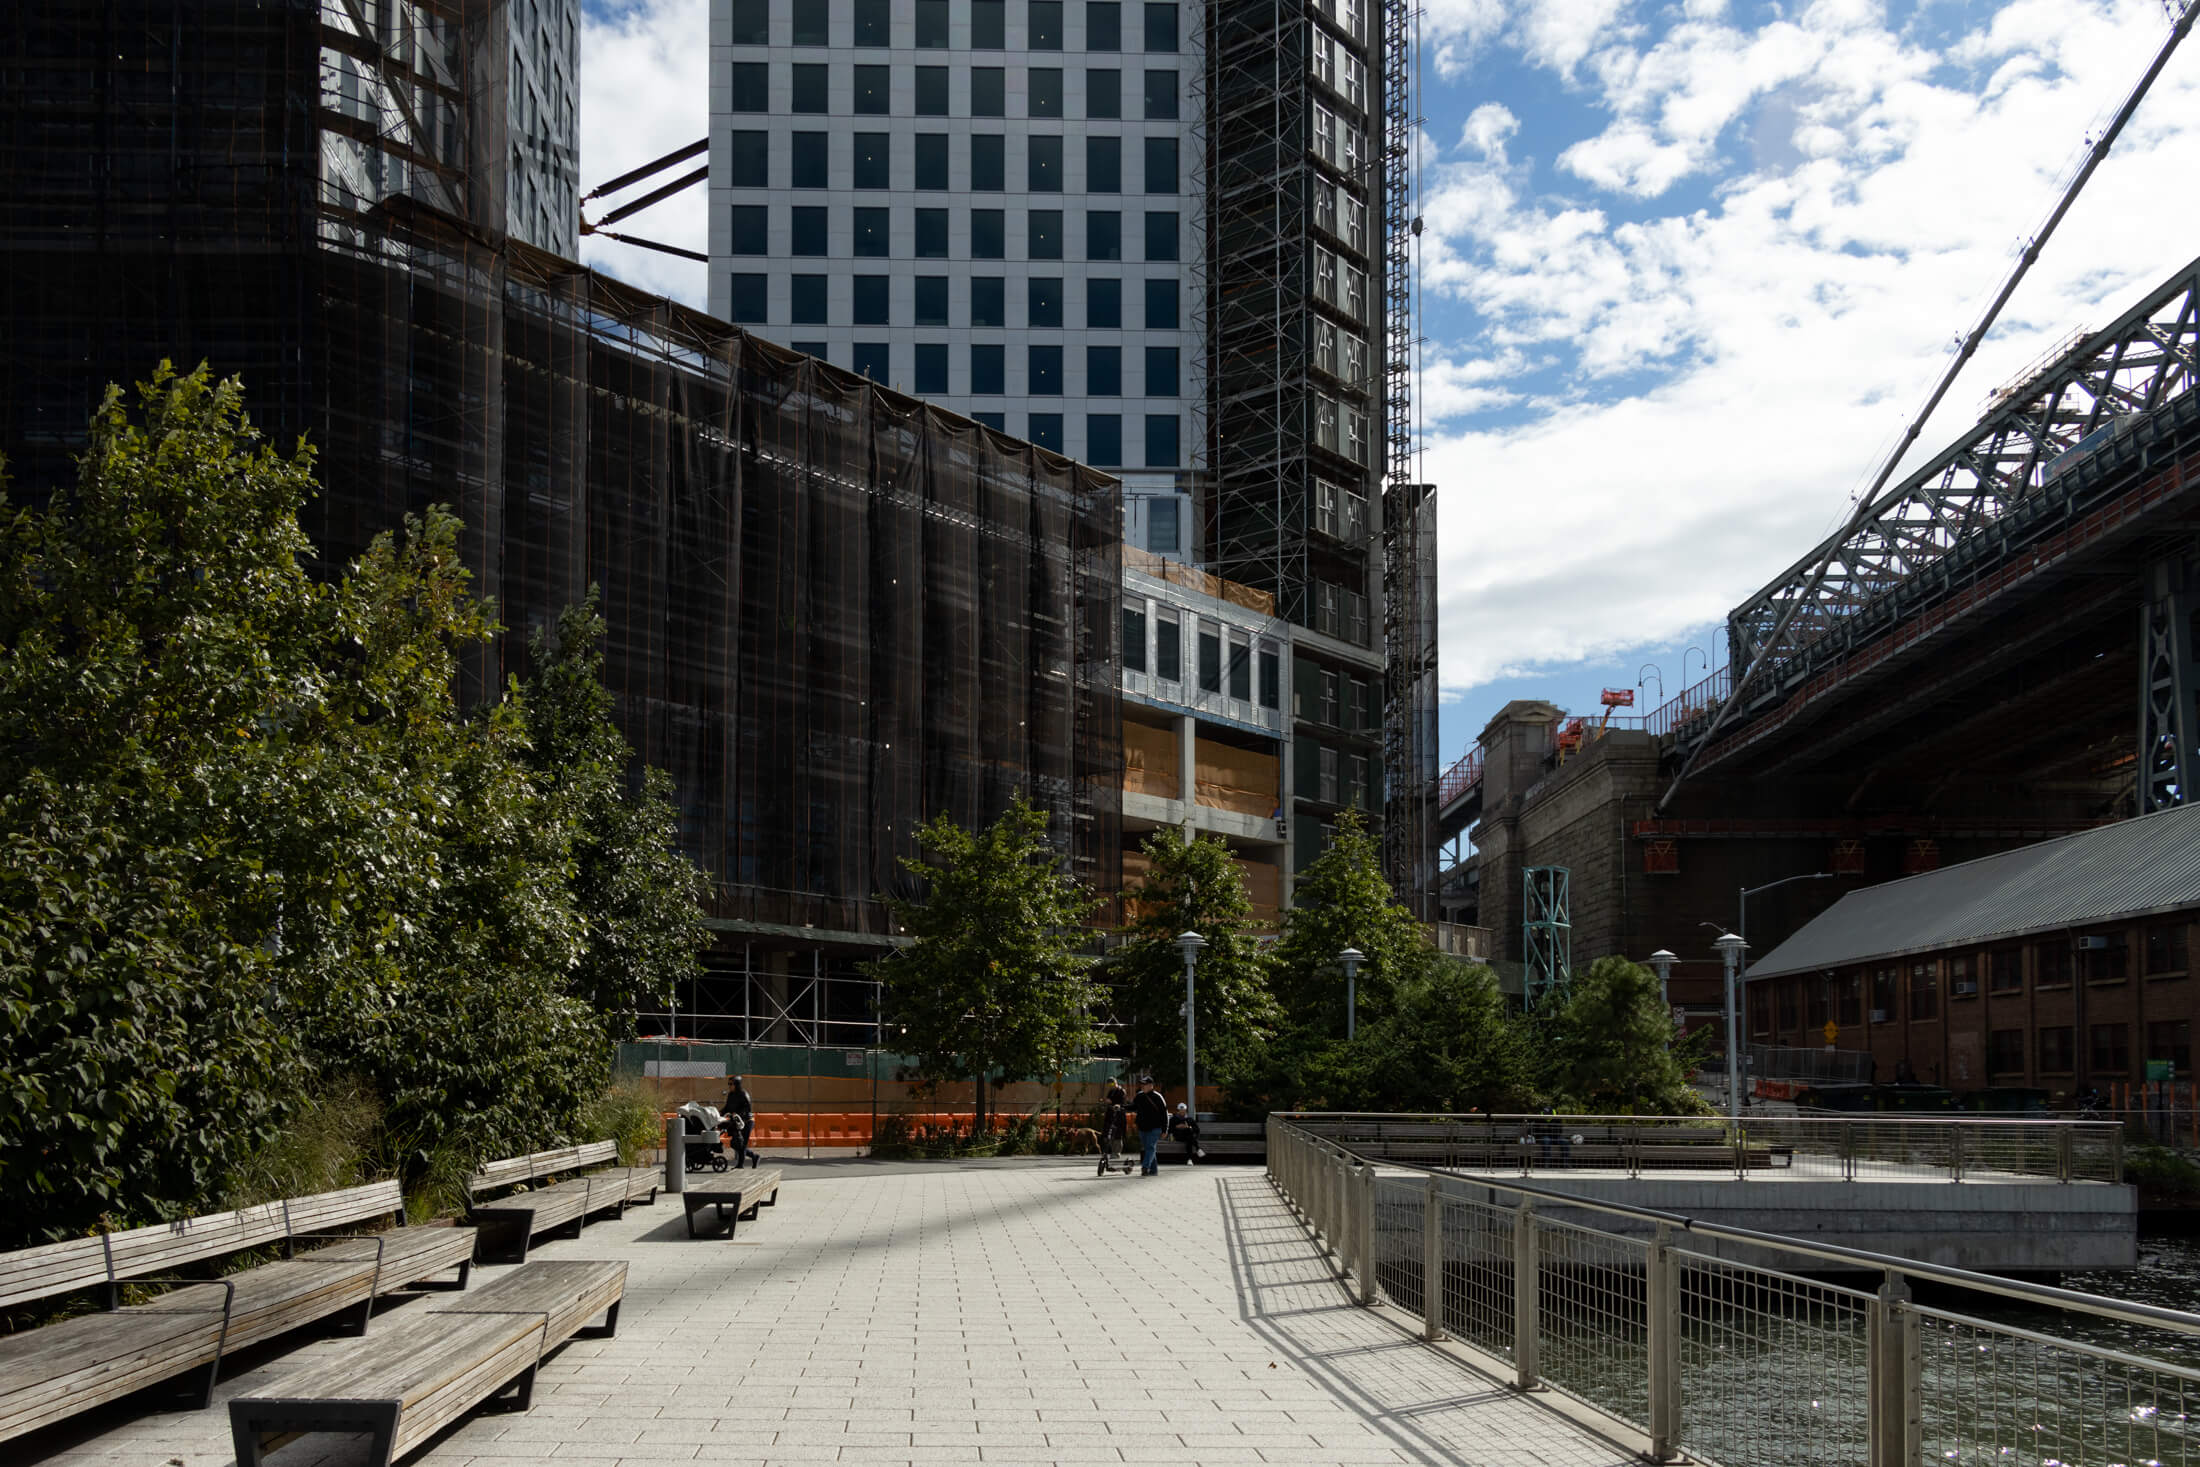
xmin=1714 ymin=932 xmax=1748 ymax=1124
xmin=1339 ymin=947 xmax=1365 ymax=1039
xmin=1648 ymin=949 xmax=1676 ymax=1005
xmin=1738 ymin=871 xmax=1835 ymax=948
xmin=1177 ymin=931 xmax=1206 ymax=1119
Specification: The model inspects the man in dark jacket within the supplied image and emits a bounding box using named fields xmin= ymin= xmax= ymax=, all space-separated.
xmin=722 ymin=1075 xmax=757 ymax=1168
xmin=1131 ymin=1077 xmax=1170 ymax=1176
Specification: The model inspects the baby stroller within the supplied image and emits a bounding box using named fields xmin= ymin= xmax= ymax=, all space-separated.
xmin=1096 ymin=1097 xmax=1135 ymax=1176
xmin=678 ymin=1101 xmax=731 ymax=1172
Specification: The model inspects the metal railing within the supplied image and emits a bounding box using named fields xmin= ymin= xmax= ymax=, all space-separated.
xmin=1269 ymin=1115 xmax=2198 ymax=1466
xmin=1286 ymin=1111 xmax=2124 ymax=1183
xmin=1744 ymin=1042 xmax=1874 ymax=1084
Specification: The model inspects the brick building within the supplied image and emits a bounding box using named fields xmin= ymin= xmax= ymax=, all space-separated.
xmin=1743 ymin=806 xmax=2200 ymax=1094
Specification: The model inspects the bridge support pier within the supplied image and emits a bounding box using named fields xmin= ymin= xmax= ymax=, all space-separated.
xmin=2139 ymin=555 xmax=2200 ymax=812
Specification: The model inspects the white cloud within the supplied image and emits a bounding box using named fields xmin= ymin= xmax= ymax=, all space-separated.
xmin=576 ymin=0 xmax=710 ymax=307
xmin=1420 ymin=0 xmax=2200 ymax=691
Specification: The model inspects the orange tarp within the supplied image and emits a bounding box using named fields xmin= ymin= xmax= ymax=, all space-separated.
xmin=1196 ymin=741 xmax=1277 ymax=817
xmin=1124 ymin=720 xmax=1180 ymax=799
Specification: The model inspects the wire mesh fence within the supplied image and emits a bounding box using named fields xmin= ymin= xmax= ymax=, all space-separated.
xmin=1534 ymin=1215 xmax=1652 ymax=1434
xmin=1674 ymin=1250 xmax=1874 ymax=1467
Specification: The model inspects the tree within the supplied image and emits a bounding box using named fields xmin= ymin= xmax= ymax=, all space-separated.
xmin=1540 ymin=956 xmax=1705 ymax=1113
xmin=1269 ymin=810 xmax=1437 ymax=1034
xmin=1107 ymin=827 xmax=1280 ymax=1097
xmin=872 ymin=794 xmax=1103 ymax=1130
xmin=1351 ymin=960 xmax=1537 ymax=1113
xmin=516 ymin=593 xmax=710 ymax=1037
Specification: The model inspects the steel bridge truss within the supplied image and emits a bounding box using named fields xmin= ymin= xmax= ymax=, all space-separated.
xmin=1719 ymin=255 xmax=2200 ymax=731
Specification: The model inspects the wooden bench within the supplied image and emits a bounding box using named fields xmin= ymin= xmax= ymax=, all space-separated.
xmin=229 ymin=1258 xmax=626 ymax=1467
xmin=0 ymin=1180 xmax=474 ymax=1444
xmin=467 ymin=1140 xmax=656 ymax=1264
xmin=1196 ymin=1121 xmax=1266 ymax=1158
xmin=681 ymin=1167 xmax=783 ymax=1238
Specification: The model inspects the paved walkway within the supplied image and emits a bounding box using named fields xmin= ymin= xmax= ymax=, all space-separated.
xmin=24 ymin=1159 xmax=1635 ymax=1467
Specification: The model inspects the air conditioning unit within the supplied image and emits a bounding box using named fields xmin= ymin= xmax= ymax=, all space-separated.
xmin=2075 ymin=936 xmax=2111 ymax=951
xmin=1953 ymin=980 xmax=1978 ymax=996
xmin=1869 ymin=1009 xmax=1889 ymax=1023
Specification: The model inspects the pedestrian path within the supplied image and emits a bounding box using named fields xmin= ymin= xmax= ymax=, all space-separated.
xmin=23 ymin=1158 xmax=1637 ymax=1466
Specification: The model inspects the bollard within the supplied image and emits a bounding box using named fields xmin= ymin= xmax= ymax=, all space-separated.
xmin=1422 ymin=1177 xmax=1444 ymax=1342
xmin=1512 ymin=1197 xmax=1539 ymax=1391
xmin=1646 ymin=1223 xmax=1681 ymax=1460
xmin=664 ymin=1115 xmax=686 ymax=1195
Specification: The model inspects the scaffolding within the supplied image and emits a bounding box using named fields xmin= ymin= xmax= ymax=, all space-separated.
xmin=1523 ymin=866 xmax=1573 ymax=1012
xmin=1 ymin=1 xmax=1126 ymax=1037
xmin=1382 ymin=480 xmax=1438 ymax=917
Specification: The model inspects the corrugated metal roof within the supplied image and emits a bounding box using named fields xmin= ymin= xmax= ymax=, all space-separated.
xmin=1744 ymin=805 xmax=2200 ymax=980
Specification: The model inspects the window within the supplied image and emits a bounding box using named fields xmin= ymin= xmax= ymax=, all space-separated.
xmin=915 ymin=135 xmax=949 ymax=190
xmin=1144 ymin=1 xmax=1178 ymax=51
xmin=971 ymin=411 xmax=1005 ymax=430
xmin=1087 ymin=413 xmax=1123 ymax=465
xmin=2147 ymin=924 xmax=2187 ymax=975
xmin=1908 ymin=961 xmax=1938 ymax=1021
xmin=913 ymin=208 xmax=949 ymax=257
xmin=2039 ymin=1026 xmax=2076 ymax=1074
xmin=1347 ymin=193 xmax=1369 ymax=253
xmin=1311 ymin=27 xmax=1336 ymax=89
xmin=853 ymin=133 xmax=890 ymax=189
xmin=1988 ymin=1029 xmax=2026 ymax=1078
xmin=915 ymin=66 xmax=950 ymax=115
xmin=1319 ymin=670 xmax=1341 ymax=725
xmin=1143 ymin=69 xmax=1177 ymax=119
xmin=1029 ymin=209 xmax=1063 ymax=260
xmin=2089 ymin=1023 xmax=2131 ymax=1078
xmin=970 ymin=344 xmax=1006 ymax=394
xmin=1145 ymin=277 xmax=1178 ymax=328
xmin=1087 ymin=210 xmax=1123 ymax=261
xmin=791 ymin=63 xmax=829 ymax=114
xmin=1196 ymin=624 xmax=1222 ymax=693
xmin=1316 ymin=395 xmax=1341 ymax=453
xmin=728 ymin=0 xmax=769 ymax=44
xmin=793 ymin=5 xmax=828 ymax=44
xmin=1345 ymin=407 xmax=1370 ymax=465
xmin=791 ymin=205 xmax=828 ymax=255
xmin=972 ymin=0 xmax=1006 ymax=47
xmin=1086 ymin=345 xmax=1121 ymax=395
xmin=1319 ymin=745 xmax=1341 ymax=804
xmin=1147 ymin=496 xmax=1179 ymax=553
xmin=1087 ymin=68 xmax=1121 ymax=117
xmin=726 ymin=130 xmax=769 ymax=186
xmin=1122 ymin=604 xmax=1147 ymax=672
xmin=1088 ymin=277 xmax=1121 ymax=326
xmin=1228 ymin=636 xmax=1252 ymax=702
xmin=1776 ymin=980 xmax=1800 ymax=1034
xmin=972 ymin=208 xmax=1006 ymax=259
xmin=1145 ymin=413 xmax=1180 ymax=467
xmin=1028 ymin=413 xmax=1064 ymax=452
xmin=1345 ymin=52 xmax=1368 ymax=109
xmin=853 ymin=65 xmax=891 ymax=115
xmin=1949 ymin=955 xmax=1977 ymax=998
xmin=914 ymin=343 xmax=949 ymax=394
xmin=1155 ymin=613 xmax=1181 ymax=681
xmin=854 ymin=0 xmax=891 ymax=46
xmin=971 ymin=276 xmax=1006 ymax=326
xmin=971 ymin=134 xmax=1006 ymax=190
xmin=1836 ymin=973 xmax=1863 ymax=1027
xmin=2083 ymin=931 xmax=2129 ymax=983
xmin=972 ymin=67 xmax=1006 ymax=116
xmin=1087 ymin=136 xmax=1122 ymax=192
xmin=1028 ymin=277 xmax=1063 ymax=328
xmin=1314 ymin=104 xmax=1339 ymax=166
xmin=1870 ymin=968 xmax=1895 ymax=1023
xmin=725 ymin=273 xmax=767 ymax=323
xmin=1144 ymin=136 xmax=1178 ymax=192
xmin=1345 ymin=0 xmax=1365 ymax=38
xmin=916 ymin=0 xmax=950 ymax=47
xmin=1144 ymin=345 xmax=1178 ymax=397
xmin=790 ymin=274 xmax=828 ymax=324
xmin=791 ymin=132 xmax=827 ymax=189
xmin=726 ymin=62 xmax=768 ymax=111
xmin=1031 ymin=0 xmax=1064 ymax=47
xmin=1316 ymin=320 xmax=1339 ymax=378
xmin=1089 ymin=2 xmax=1122 ymax=50
xmin=1031 ymin=68 xmax=1064 ymax=116
xmin=1345 ymin=263 xmax=1368 ymax=321
xmin=915 ymin=276 xmax=950 ymax=325
xmin=1029 ymin=345 xmax=1063 ymax=395
xmin=1143 ymin=210 xmax=1177 ymax=261
xmin=853 ymin=275 xmax=890 ymax=326
xmin=2036 ymin=939 xmax=2073 ymax=988
xmin=852 ymin=206 xmax=890 ymax=256
xmin=1259 ymin=645 xmax=1280 ymax=709
xmin=2148 ymin=1020 xmax=2193 ymax=1078
xmin=727 ymin=205 xmax=767 ymax=255
xmin=1989 ymin=948 xmax=2023 ymax=993
xmin=1030 ymin=135 xmax=1063 ymax=191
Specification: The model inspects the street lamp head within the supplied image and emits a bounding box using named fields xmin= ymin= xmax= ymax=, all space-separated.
xmin=1177 ymin=930 xmax=1208 ymax=962
xmin=1648 ymin=948 xmax=1676 ymax=975
xmin=1338 ymin=946 xmax=1364 ymax=979
xmin=1712 ymin=932 xmax=1748 ymax=956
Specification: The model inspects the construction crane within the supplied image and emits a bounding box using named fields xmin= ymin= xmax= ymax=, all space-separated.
xmin=578 ymin=138 xmax=708 ymax=262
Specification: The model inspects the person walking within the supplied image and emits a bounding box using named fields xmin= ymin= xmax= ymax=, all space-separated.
xmin=722 ymin=1075 xmax=757 ymax=1169
xmin=1131 ymin=1076 xmax=1170 ymax=1176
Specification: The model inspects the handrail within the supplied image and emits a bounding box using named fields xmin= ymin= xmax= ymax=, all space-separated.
xmin=1279 ymin=1109 xmax=2120 ymax=1131
xmin=1272 ymin=1114 xmax=2194 ymax=1335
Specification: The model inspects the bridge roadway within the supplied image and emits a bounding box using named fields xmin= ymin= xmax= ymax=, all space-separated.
xmin=24 ymin=1157 xmax=1638 ymax=1467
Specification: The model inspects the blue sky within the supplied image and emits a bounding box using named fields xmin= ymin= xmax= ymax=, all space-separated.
xmin=575 ymin=0 xmax=2200 ymax=773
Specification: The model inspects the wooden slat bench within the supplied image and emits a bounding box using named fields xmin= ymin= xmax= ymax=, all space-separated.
xmin=681 ymin=1167 xmax=783 ymax=1239
xmin=0 ymin=1180 xmax=474 ymax=1444
xmin=229 ymin=1259 xmax=626 ymax=1467
xmin=1196 ymin=1121 xmax=1266 ymax=1158
xmin=467 ymin=1140 xmax=655 ymax=1264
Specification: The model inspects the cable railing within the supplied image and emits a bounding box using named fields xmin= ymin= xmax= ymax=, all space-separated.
xmin=1270 ymin=1115 xmax=2195 ymax=1467
xmin=1287 ymin=1112 xmax=2124 ymax=1184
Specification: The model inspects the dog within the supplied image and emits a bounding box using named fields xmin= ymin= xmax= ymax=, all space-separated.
xmin=1060 ymin=1127 xmax=1101 ymax=1155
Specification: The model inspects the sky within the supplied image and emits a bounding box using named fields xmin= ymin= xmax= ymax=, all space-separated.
xmin=574 ymin=0 xmax=2200 ymax=773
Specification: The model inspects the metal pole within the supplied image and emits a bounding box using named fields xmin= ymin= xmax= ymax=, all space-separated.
xmin=1422 ymin=1177 xmax=1443 ymax=1342
xmin=1347 ymin=973 xmax=1356 ymax=1039
xmin=1356 ymin=1162 xmax=1378 ymax=1305
xmin=1185 ymin=950 xmax=1197 ymax=1127
xmin=1513 ymin=1197 xmax=1539 ymax=1392
xmin=1647 ymin=1223 xmax=1680 ymax=1461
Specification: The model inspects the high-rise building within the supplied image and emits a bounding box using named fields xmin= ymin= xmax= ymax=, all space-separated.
xmin=709 ymin=0 xmax=1434 ymax=908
